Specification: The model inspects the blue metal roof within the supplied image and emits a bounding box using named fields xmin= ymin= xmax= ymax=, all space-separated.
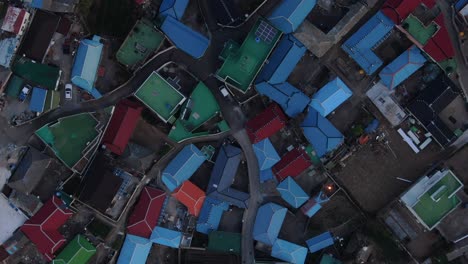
xmin=150 ymin=226 xmax=182 ymax=248
xmin=341 ymin=11 xmax=395 ymax=74
xmin=306 ymin=232 xmax=334 ymax=253
xmin=301 ymin=199 xmax=322 ymax=218
xmin=31 ymin=0 xmax=43 ymax=8
xmin=71 ymin=35 xmax=103 ymax=92
xmin=196 ymin=197 xmax=229 ymax=234
xmin=260 ymin=168 xmax=275 ymax=183
xmin=271 ymin=239 xmax=308 ymax=264
xmin=268 ymin=0 xmax=317 ymax=33
xmin=162 ymin=144 xmax=206 ymax=192
xmin=309 ymin=77 xmax=352 ymax=117
xmin=29 ymin=87 xmax=47 ymax=113
xmin=159 ymin=0 xmax=189 ymax=20
xmin=161 ymin=16 xmax=209 ymax=59
xmin=456 ymin=0 xmax=468 ymax=11
xmin=379 ymin=45 xmax=426 ymax=89
xmin=89 ymin=87 xmax=102 ymax=99
xmin=206 ymin=145 xmax=250 ymax=208
xmin=117 ymin=234 xmax=152 ymax=264
xmin=253 ymin=138 xmax=280 ymax=170
xmin=277 ymin=177 xmax=309 ymax=208
xmin=256 ymin=34 xmax=306 ymax=84
xmin=255 ymin=81 xmax=310 ymax=117
xmin=253 ymin=203 xmax=287 ymax=245
xmin=301 ymin=107 xmax=344 ymax=157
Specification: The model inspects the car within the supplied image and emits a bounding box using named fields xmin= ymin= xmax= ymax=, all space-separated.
xmin=65 ymin=84 xmax=73 ymax=100
xmin=18 ymin=85 xmax=31 ymax=102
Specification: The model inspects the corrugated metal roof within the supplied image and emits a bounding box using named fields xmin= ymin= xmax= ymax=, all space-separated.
xmin=245 ymin=103 xmax=287 ymax=143
xmin=52 ymin=235 xmax=96 ymax=264
xmin=29 ymin=87 xmax=47 ymax=113
xmin=161 ymin=16 xmax=209 ymax=59
xmin=309 ymin=77 xmax=352 ymax=117
xmin=256 ymin=34 xmax=306 ymax=84
xmin=268 ymin=0 xmax=317 ymax=33
xmin=342 ymin=11 xmax=394 ymax=74
xmin=277 ymin=177 xmax=309 ymax=208
xmin=150 ymin=227 xmax=182 ymax=248
xmin=255 ymin=82 xmax=309 ymax=117
xmin=253 ymin=203 xmax=287 ymax=245
xmin=117 ymin=234 xmax=152 ymax=264
xmin=379 ymin=46 xmax=426 ymax=89
xmin=253 ymin=138 xmax=280 ymax=170
xmin=301 ymin=107 xmax=344 ymax=157
xmin=159 ymin=0 xmax=189 ymax=20
xmin=272 ymin=147 xmax=312 ymax=181
xmin=301 ymin=198 xmax=322 ymax=217
xmin=271 ymin=239 xmax=308 ymax=264
xmin=162 ymin=144 xmax=206 ymax=191
xmin=306 ymin=232 xmax=334 ymax=253
xmin=172 ymin=181 xmax=206 ymax=216
xmin=196 ymin=197 xmax=229 ymax=234
xmin=127 ymin=187 xmax=166 ymax=238
xmin=71 ymin=36 xmax=103 ymax=92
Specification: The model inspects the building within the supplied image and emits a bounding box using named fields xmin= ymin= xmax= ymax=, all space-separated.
xmin=12 ymin=58 xmax=61 ymax=90
xmin=160 ymin=16 xmax=209 ymax=59
xmin=127 ymin=187 xmax=166 ymax=238
xmin=30 ymin=0 xmax=78 ymax=13
xmin=245 ymin=103 xmax=288 ymax=144
xmin=341 ymin=11 xmax=395 ymax=75
xmin=301 ymin=107 xmax=344 ymax=157
xmin=207 ymin=231 xmax=242 ymax=255
xmin=172 ymin=181 xmax=206 ymax=216
xmin=306 ymin=232 xmax=334 ymax=253
xmin=196 ymin=197 xmax=229 ymax=234
xmin=366 ymin=82 xmax=407 ymax=126
xmin=301 ymin=198 xmax=322 ymax=218
xmin=117 ymin=234 xmax=152 ymax=264
xmin=271 ymin=239 xmax=308 ymax=264
xmin=1 ymin=6 xmax=30 ymax=35
xmin=309 ymin=77 xmax=352 ymax=117
xmin=21 ymin=196 xmax=73 ymax=261
xmin=400 ymin=169 xmax=463 ymax=230
xmin=253 ymin=138 xmax=281 ymax=171
xmin=260 ymin=168 xmax=275 ymax=183
xmin=162 ymin=144 xmax=206 ymax=192
xmin=29 ymin=87 xmax=48 ymax=113
xmin=71 ymin=35 xmax=103 ymax=92
xmin=206 ymin=144 xmax=250 ymax=208
xmin=0 ymin=194 xmax=27 ymax=245
xmin=379 ymin=45 xmax=426 ymax=89
xmin=52 ymin=235 xmax=96 ymax=264
xmin=277 ymin=177 xmax=309 ymax=208
xmin=0 ymin=37 xmax=19 ymax=68
xmin=151 ymin=226 xmax=182 ymax=248
xmin=256 ymin=34 xmax=307 ymax=85
xmin=255 ymin=82 xmax=310 ymax=117
xmin=159 ymin=0 xmax=189 ymax=20
xmin=253 ymin=203 xmax=287 ymax=245
xmin=268 ymin=0 xmax=316 ymax=33
xmin=102 ymin=99 xmax=143 ymax=155
xmin=272 ymin=147 xmax=312 ymax=181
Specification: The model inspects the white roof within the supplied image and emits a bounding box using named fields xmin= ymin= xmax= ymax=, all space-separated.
xmin=366 ymin=82 xmax=407 ymax=126
xmin=0 ymin=194 xmax=27 ymax=244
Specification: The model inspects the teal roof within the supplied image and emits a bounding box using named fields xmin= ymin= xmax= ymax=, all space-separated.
xmin=271 ymin=239 xmax=308 ymax=264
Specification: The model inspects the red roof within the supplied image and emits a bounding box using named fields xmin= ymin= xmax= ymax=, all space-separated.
xmin=272 ymin=148 xmax=312 ymax=181
xmin=127 ymin=187 xmax=166 ymax=238
xmin=20 ymin=196 xmax=73 ymax=261
xmin=102 ymin=99 xmax=143 ymax=155
xmin=423 ymin=15 xmax=455 ymax=61
xmin=245 ymin=103 xmax=287 ymax=144
xmin=381 ymin=0 xmax=431 ymax=23
xmin=421 ymin=0 xmax=436 ymax=8
xmin=1 ymin=6 xmax=27 ymax=35
xmin=172 ymin=181 xmax=206 ymax=216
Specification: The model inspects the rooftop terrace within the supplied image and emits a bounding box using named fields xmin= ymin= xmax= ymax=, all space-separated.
xmin=217 ymin=19 xmax=281 ymax=92
xmin=134 ymin=72 xmax=186 ymax=122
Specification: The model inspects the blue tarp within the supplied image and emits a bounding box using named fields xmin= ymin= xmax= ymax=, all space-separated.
xmin=256 ymin=34 xmax=306 ymax=84
xmin=161 ymin=16 xmax=209 ymax=59
xmin=196 ymin=197 xmax=229 ymax=234
xmin=151 ymin=227 xmax=182 ymax=248
xmin=365 ymin=119 xmax=380 ymax=134
xmin=379 ymin=45 xmax=426 ymax=89
xmin=256 ymin=81 xmax=310 ymax=117
xmin=162 ymin=144 xmax=206 ymax=191
xmin=301 ymin=107 xmax=344 ymax=157
xmin=309 ymin=77 xmax=352 ymax=117
xmin=272 ymin=239 xmax=308 ymax=264
xmin=253 ymin=203 xmax=287 ymax=245
xmin=159 ymin=0 xmax=189 ymax=20
xmin=268 ymin=0 xmax=317 ymax=33
xmin=306 ymin=232 xmax=334 ymax=253
xmin=117 ymin=234 xmax=152 ymax=264
xmin=253 ymin=138 xmax=280 ymax=170
xmin=277 ymin=177 xmax=309 ymax=208
xmin=29 ymin=87 xmax=47 ymax=113
xmin=342 ymin=11 xmax=395 ymax=75
xmin=71 ymin=35 xmax=103 ymax=92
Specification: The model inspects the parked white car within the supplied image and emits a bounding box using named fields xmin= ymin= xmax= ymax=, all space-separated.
xmin=65 ymin=84 xmax=73 ymax=100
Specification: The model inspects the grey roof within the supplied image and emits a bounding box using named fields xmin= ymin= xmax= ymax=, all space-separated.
xmin=206 ymin=145 xmax=250 ymax=208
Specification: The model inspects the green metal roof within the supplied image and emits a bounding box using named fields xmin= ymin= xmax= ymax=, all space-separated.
xmin=12 ymin=58 xmax=60 ymax=90
xmin=53 ymin=235 xmax=96 ymax=264
xmin=207 ymin=231 xmax=241 ymax=255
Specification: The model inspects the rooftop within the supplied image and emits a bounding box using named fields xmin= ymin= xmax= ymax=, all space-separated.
xmin=255 ymin=81 xmax=310 ymax=117
xmin=271 ymin=238 xmax=308 ymax=264
xmin=134 ymin=71 xmax=186 ymax=123
xmin=29 ymin=87 xmax=48 ymax=113
xmin=207 ymin=231 xmax=241 ymax=255
xmin=272 ymin=147 xmax=312 ymax=181
xmin=253 ymin=138 xmax=281 ymax=171
xmin=309 ymin=77 xmax=352 ymax=117
xmin=117 ymin=234 xmax=152 ymax=264
xmin=217 ymin=18 xmax=282 ymax=92
xmin=268 ymin=0 xmax=316 ymax=33
xmin=12 ymin=57 xmax=61 ymax=90
xmin=196 ymin=197 xmax=229 ymax=234
xmin=401 ymin=15 xmax=438 ymax=45
xmin=52 ymin=235 xmax=96 ymax=264
xmin=127 ymin=187 xmax=166 ymax=238
xmin=1 ymin=6 xmax=29 ymax=35
xmin=159 ymin=0 xmax=189 ymax=20
xmin=150 ymin=226 xmax=182 ymax=248
xmin=71 ymin=35 xmax=103 ymax=92
xmin=172 ymin=180 xmax=206 ymax=216
xmin=306 ymin=231 xmax=334 ymax=253
xmin=245 ymin=103 xmax=288 ymax=144
xmin=366 ymin=82 xmax=407 ymax=126
xmin=0 ymin=194 xmax=27 ymax=245
xmin=277 ymin=177 xmax=309 ymax=208
xmin=253 ymin=202 xmax=287 ymax=245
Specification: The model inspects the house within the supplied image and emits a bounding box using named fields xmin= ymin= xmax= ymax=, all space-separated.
xmin=52 ymin=235 xmax=96 ymax=264
xmin=0 ymin=194 xmax=27 ymax=245
xmin=245 ymin=103 xmax=288 ymax=144
xmin=306 ymin=232 xmax=334 ymax=253
xmin=277 ymin=177 xmax=309 ymax=208
xmin=159 ymin=0 xmax=189 ymax=20
xmin=172 ymin=181 xmax=206 ymax=216
xmin=71 ymin=35 xmax=103 ymax=92
xmin=196 ymin=197 xmax=229 ymax=234
xmin=1 ymin=6 xmax=30 ymax=35
xmin=309 ymin=77 xmax=352 ymax=117
xmin=207 ymin=231 xmax=242 ymax=255
xmin=272 ymin=147 xmax=312 ymax=181
xmin=268 ymin=0 xmax=317 ymax=33
xmin=253 ymin=138 xmax=281 ymax=171
xmin=150 ymin=226 xmax=182 ymax=248
xmin=117 ymin=234 xmax=152 ymax=264
xmin=29 ymin=87 xmax=48 ymax=113
xmin=271 ymin=239 xmax=308 ymax=264
xmin=255 ymin=82 xmax=310 ymax=117
xmin=127 ymin=187 xmax=166 ymax=238
xmin=253 ymin=203 xmax=287 ymax=245
xmin=366 ymin=82 xmax=407 ymax=126
xmin=301 ymin=198 xmax=322 ymax=218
